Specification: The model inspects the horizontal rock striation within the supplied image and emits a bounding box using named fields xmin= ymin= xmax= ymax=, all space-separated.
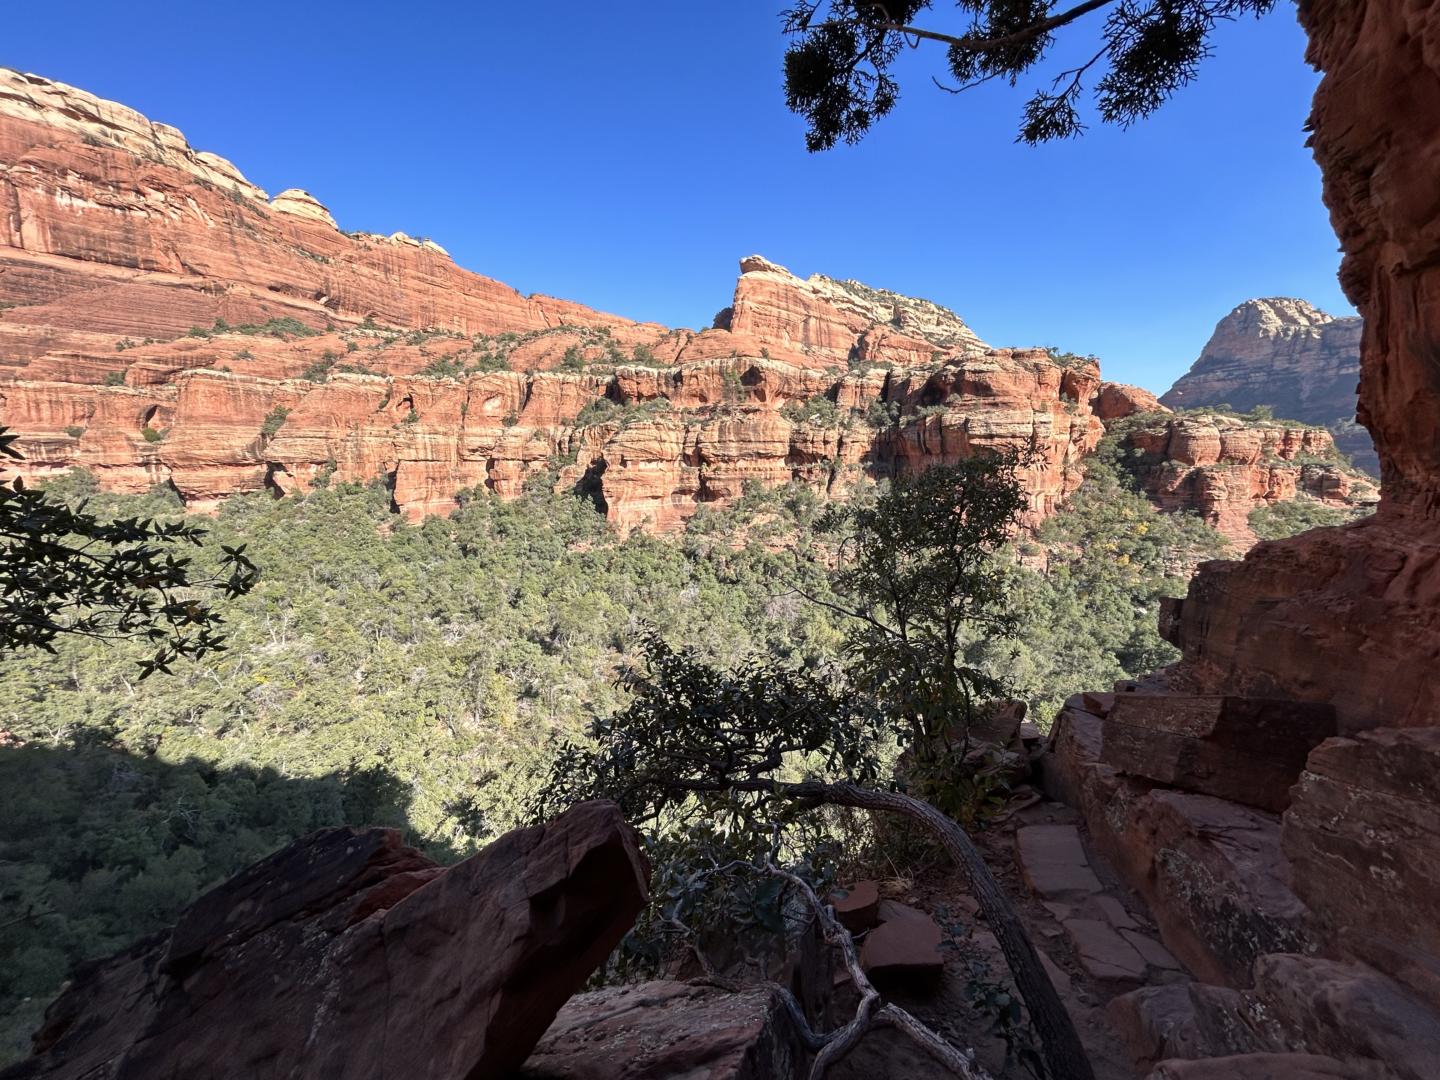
xmin=1111 ymin=411 xmax=1377 ymax=544
xmin=0 ymin=68 xmax=1374 ymax=543
xmin=0 ymin=69 xmax=1120 ymax=532
xmin=1045 ymin=3 xmax=1440 ymax=1077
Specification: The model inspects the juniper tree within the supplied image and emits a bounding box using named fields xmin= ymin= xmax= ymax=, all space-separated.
xmin=544 ymin=454 xmax=1093 ymax=1080
xmin=782 ymin=0 xmax=1276 ymax=147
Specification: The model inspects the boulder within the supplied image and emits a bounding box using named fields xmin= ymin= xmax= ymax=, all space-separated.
xmin=1252 ymin=956 xmax=1440 ymax=1080
xmin=1080 ymin=782 xmax=1311 ymax=988
xmin=1102 ymin=695 xmax=1337 ymax=813
xmin=859 ymin=902 xmax=943 ymax=984
xmin=3 ymin=801 xmax=649 ymax=1080
xmin=830 ymin=881 xmax=881 ymax=933
xmin=520 ymin=981 xmax=806 ymax=1080
xmin=1107 ymin=982 xmax=1274 ymax=1071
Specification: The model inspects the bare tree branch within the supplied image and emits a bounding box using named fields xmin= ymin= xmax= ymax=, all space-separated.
xmin=763 ymin=859 xmax=994 ymax=1079
xmin=867 ymin=0 xmax=1118 ymax=53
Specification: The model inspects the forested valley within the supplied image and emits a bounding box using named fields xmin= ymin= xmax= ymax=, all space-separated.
xmin=0 ymin=428 xmax=1233 ymax=1059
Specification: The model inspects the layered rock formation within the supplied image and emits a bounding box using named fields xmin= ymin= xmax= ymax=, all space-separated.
xmin=0 ymin=67 xmax=1365 ymax=544
xmin=1109 ymin=411 xmax=1377 ymax=544
xmin=1 ymin=802 xmax=649 ymax=1080
xmin=1041 ymin=1 xmax=1440 ymax=1075
xmin=1161 ymin=298 xmax=1376 ymax=475
xmin=0 ymin=70 xmax=1122 ymax=532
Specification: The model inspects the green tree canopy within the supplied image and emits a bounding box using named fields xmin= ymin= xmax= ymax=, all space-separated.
xmin=782 ymin=0 xmax=1276 ymax=146
xmin=0 ymin=429 xmax=257 ymax=676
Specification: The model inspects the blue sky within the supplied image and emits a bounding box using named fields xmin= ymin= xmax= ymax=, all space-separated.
xmin=6 ymin=2 xmax=1346 ymax=392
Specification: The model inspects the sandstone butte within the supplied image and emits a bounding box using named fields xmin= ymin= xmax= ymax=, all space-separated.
xmin=0 ymin=68 xmax=1370 ymax=543
xmin=1162 ymin=297 xmax=1377 ymax=476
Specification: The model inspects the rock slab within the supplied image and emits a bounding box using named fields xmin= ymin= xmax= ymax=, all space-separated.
xmin=1102 ymin=695 xmax=1337 ymax=813
xmin=521 ymin=981 xmax=805 ymax=1079
xmin=2 ymin=800 xmax=649 ymax=1080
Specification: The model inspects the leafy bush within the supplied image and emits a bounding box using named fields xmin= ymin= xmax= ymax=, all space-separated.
xmin=140 ymin=426 xmax=166 ymax=444
xmin=300 ymin=351 xmax=338 ymax=383
xmin=1248 ymin=497 xmax=1353 ymax=541
xmin=260 ymin=406 xmax=291 ymax=437
xmin=103 ymin=372 xmax=126 ymax=387
xmin=864 ymin=398 xmax=900 ymax=427
xmin=781 ymin=394 xmax=841 ymax=427
xmin=64 ymin=426 xmax=85 ymax=439
xmin=228 ymin=317 xmax=319 ymax=339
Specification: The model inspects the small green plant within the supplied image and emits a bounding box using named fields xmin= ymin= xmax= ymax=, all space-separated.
xmin=865 ymin=398 xmax=900 ymax=427
xmin=261 ymin=406 xmax=291 ymax=437
xmin=1044 ymin=346 xmax=1099 ymax=369
xmin=346 ymin=340 xmax=358 ymax=354
xmin=141 ymin=426 xmax=167 ymax=444
xmin=103 ymin=371 xmax=126 ymax=387
xmin=228 ymin=317 xmax=319 ymax=339
xmin=631 ymin=344 xmax=656 ymax=364
xmin=300 ymin=350 xmax=338 ymax=383
xmin=235 ymin=348 xmax=254 ymax=361
xmin=560 ymin=345 xmax=587 ymax=371
xmin=501 ymin=411 xmax=519 ymax=427
xmin=114 ymin=338 xmax=137 ymax=352
xmin=574 ymin=398 xmax=622 ymax=427
xmin=212 ymin=318 xmax=231 ymax=334
xmin=420 ymin=357 xmax=467 ymax=379
xmin=186 ymin=326 xmax=212 ymax=339
xmin=64 ymin=426 xmax=86 ymax=439
xmin=1248 ymin=497 xmax=1356 ymax=541
xmin=781 ymin=394 xmax=841 ymax=427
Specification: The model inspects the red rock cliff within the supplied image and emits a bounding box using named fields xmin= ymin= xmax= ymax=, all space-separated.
xmin=1161 ymin=298 xmax=1376 ymax=475
xmin=1163 ymin=0 xmax=1440 ymax=732
xmin=0 ymin=69 xmax=1112 ymax=531
xmin=1043 ymin=8 xmax=1440 ymax=1072
xmin=0 ymin=68 xmax=1360 ymax=544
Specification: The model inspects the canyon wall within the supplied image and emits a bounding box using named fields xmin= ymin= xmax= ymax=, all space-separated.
xmin=0 ymin=68 xmax=1376 ymax=543
xmin=1112 ymin=411 xmax=1376 ymax=545
xmin=1163 ymin=0 xmax=1440 ymax=732
xmin=1161 ymin=298 xmax=1376 ymax=474
xmin=1045 ymin=5 xmax=1440 ymax=1075
xmin=0 ymin=67 xmax=1096 ymax=533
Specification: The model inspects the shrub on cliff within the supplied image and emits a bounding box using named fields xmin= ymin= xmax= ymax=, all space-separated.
xmin=260 ymin=406 xmax=291 ymax=437
xmin=1249 ymin=496 xmax=1353 ymax=540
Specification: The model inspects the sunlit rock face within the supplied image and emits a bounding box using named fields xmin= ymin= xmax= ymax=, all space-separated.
xmin=0 ymin=67 xmax=1372 ymax=541
xmin=1162 ymin=297 xmax=1374 ymax=475
xmin=0 ymin=69 xmax=1114 ymax=531
xmin=1114 ymin=412 xmax=1376 ymax=545
xmin=1059 ymin=3 xmax=1440 ymax=1062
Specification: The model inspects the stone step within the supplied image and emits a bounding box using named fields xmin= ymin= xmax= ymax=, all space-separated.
xmin=1015 ymin=824 xmax=1104 ymax=900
